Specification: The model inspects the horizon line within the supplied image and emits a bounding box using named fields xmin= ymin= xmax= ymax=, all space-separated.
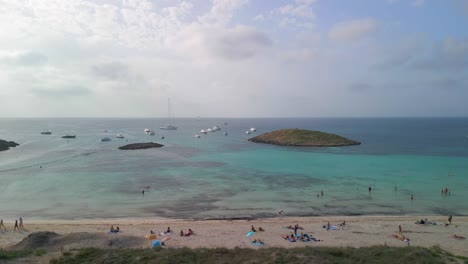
xmin=1 ymin=116 xmax=468 ymax=119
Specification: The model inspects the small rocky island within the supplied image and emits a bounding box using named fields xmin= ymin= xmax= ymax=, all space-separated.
xmin=118 ymin=142 xmax=164 ymax=150
xmin=0 ymin=139 xmax=20 ymax=152
xmin=249 ymin=129 xmax=360 ymax=147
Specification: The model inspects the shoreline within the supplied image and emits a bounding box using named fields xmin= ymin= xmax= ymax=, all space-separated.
xmin=1 ymin=215 xmax=467 ymax=257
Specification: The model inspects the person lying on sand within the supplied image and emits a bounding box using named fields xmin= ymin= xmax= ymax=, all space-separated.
xmin=166 ymin=227 xmax=172 ymax=234
xmin=451 ymin=234 xmax=465 ymax=240
xmin=391 ymin=233 xmax=409 ymax=242
xmin=289 ymin=234 xmax=296 ymax=242
xmin=252 ymin=239 xmax=265 ymax=245
xmin=258 ymin=227 xmax=265 ymax=232
xmin=339 ymin=221 xmax=346 ymax=226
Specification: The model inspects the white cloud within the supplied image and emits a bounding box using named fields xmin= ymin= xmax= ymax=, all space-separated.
xmin=274 ymin=0 xmax=316 ymax=19
xmin=328 ymin=18 xmax=379 ymax=42
xmin=198 ymin=0 xmax=249 ymax=26
xmin=253 ymin=14 xmax=265 ymax=21
xmin=0 ymin=51 xmax=48 ymax=67
xmin=171 ymin=25 xmax=272 ymax=61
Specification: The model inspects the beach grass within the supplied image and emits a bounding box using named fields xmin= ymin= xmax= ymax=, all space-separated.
xmin=48 ymin=246 xmax=464 ymax=264
xmin=0 ymin=249 xmax=33 ymax=260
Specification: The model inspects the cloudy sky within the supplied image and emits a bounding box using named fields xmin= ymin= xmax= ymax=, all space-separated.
xmin=0 ymin=0 xmax=467 ymax=117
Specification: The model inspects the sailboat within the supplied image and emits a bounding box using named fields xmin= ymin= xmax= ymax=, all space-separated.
xmin=160 ymin=98 xmax=177 ymax=130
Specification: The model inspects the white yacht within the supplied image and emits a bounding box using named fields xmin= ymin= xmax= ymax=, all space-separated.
xmin=41 ymin=130 xmax=52 ymax=135
xmin=194 ymin=134 xmax=201 ymax=138
xmin=200 ymin=129 xmax=208 ymax=134
xmin=213 ymin=125 xmax=221 ymax=131
xmin=144 ymin=128 xmax=151 ymax=133
xmin=116 ymin=134 xmax=125 ymax=139
xmin=250 ymin=128 xmax=256 ymax=132
xmin=207 ymin=128 xmax=214 ymax=133
xmin=245 ymin=130 xmax=251 ymax=134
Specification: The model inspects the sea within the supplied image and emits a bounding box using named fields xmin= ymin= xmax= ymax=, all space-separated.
xmin=1 ymin=118 xmax=467 ymax=220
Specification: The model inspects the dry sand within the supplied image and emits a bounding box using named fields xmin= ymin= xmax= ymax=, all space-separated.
xmin=1 ymin=216 xmax=467 ymax=256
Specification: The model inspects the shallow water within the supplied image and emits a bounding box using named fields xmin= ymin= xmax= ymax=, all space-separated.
xmin=0 ymin=118 xmax=467 ymax=220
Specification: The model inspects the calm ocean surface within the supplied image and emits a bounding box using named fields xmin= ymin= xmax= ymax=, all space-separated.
xmin=1 ymin=118 xmax=467 ymax=220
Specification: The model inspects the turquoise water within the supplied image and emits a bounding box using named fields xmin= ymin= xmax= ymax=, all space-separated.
xmin=0 ymin=118 xmax=467 ymax=220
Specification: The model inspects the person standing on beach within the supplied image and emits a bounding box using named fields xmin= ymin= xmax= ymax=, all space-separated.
xmin=449 ymin=215 xmax=452 ymax=225
xmin=14 ymin=220 xmax=19 ymax=231
xmin=398 ymin=225 xmax=403 ymax=235
xmin=0 ymin=219 xmax=6 ymax=230
xmin=321 ymin=190 xmax=324 ymax=196
xmin=368 ymin=186 xmax=372 ymax=192
xmin=410 ymin=194 xmax=413 ymax=200
xmin=142 ymin=190 xmax=145 ymax=196
xmin=19 ymin=218 xmax=24 ymax=229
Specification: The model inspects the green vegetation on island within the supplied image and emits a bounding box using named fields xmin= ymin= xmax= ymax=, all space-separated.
xmin=0 ymin=139 xmax=19 ymax=152
xmin=48 ymin=246 xmax=464 ymax=264
xmin=118 ymin=142 xmax=164 ymax=150
xmin=249 ymin=129 xmax=360 ymax=147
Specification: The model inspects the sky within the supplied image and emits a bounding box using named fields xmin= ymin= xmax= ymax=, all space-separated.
xmin=0 ymin=0 xmax=467 ymax=118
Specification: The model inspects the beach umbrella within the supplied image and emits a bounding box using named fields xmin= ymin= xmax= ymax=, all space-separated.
xmin=152 ymin=240 xmax=165 ymax=248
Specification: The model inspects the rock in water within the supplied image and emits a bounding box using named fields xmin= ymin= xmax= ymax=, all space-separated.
xmin=248 ymin=129 xmax=360 ymax=147
xmin=119 ymin=142 xmax=164 ymax=150
xmin=0 ymin=139 xmax=20 ymax=152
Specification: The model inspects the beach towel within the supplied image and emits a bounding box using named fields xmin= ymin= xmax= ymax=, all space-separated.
xmin=146 ymin=234 xmax=157 ymax=240
xmin=251 ymin=241 xmax=266 ymax=246
xmin=246 ymin=231 xmax=256 ymax=237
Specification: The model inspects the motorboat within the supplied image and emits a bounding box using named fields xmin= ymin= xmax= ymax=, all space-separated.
xmin=160 ymin=125 xmax=177 ymax=130
xmin=62 ymin=134 xmax=76 ymax=139
xmin=160 ymin=136 xmax=165 ymax=139
xmin=245 ymin=130 xmax=251 ymax=134
xmin=213 ymin=125 xmax=221 ymax=131
xmin=116 ymin=134 xmax=125 ymax=139
xmin=206 ymin=128 xmax=214 ymax=132
xmin=144 ymin=128 xmax=151 ymax=133
xmin=41 ymin=130 xmax=52 ymax=135
xmin=200 ymin=129 xmax=208 ymax=134
xmin=224 ymin=132 xmax=228 ymax=136
xmin=101 ymin=137 xmax=111 ymax=142
xmin=149 ymin=131 xmax=155 ymax=135
xmin=250 ymin=128 xmax=256 ymax=132
xmin=194 ymin=134 xmax=200 ymax=138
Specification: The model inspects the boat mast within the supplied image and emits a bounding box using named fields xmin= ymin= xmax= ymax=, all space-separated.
xmin=168 ymin=98 xmax=171 ymax=125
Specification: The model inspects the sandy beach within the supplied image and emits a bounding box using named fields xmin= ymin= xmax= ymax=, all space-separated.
xmin=1 ymin=216 xmax=467 ymax=257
